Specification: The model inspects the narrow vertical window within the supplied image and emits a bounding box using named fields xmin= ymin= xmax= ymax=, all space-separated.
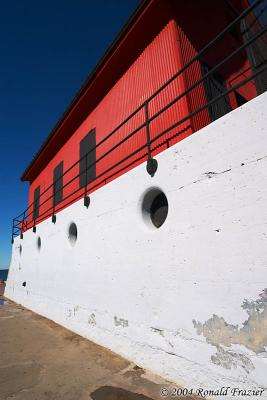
xmin=201 ymin=63 xmax=232 ymax=122
xmin=79 ymin=129 xmax=96 ymax=188
xmin=53 ymin=162 xmax=63 ymax=206
xmin=33 ymin=186 xmax=40 ymax=220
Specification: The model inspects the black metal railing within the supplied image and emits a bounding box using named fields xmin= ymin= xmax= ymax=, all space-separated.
xmin=12 ymin=0 xmax=267 ymax=242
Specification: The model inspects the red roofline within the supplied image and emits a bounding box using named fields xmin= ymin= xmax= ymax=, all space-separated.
xmin=21 ymin=0 xmax=155 ymax=182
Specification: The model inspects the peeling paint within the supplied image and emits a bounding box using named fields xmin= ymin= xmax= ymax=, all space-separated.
xmin=193 ymin=290 xmax=267 ymax=362
xmin=5 ymin=93 xmax=267 ymax=390
xmin=114 ymin=316 xmax=128 ymax=327
xmin=211 ymin=346 xmax=255 ymax=373
xmin=88 ymin=313 xmax=96 ymax=326
xmin=150 ymin=327 xmax=164 ymax=336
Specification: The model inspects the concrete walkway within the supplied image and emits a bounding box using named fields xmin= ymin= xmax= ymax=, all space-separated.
xmin=0 ymin=287 xmax=194 ymax=400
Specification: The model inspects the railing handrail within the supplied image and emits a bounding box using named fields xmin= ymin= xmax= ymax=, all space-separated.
xmin=19 ymin=0 xmax=265 ymax=216
xmin=24 ymin=22 xmax=267 ymax=223
xmin=12 ymin=0 xmax=267 ymax=242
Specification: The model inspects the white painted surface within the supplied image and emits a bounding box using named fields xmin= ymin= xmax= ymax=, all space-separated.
xmin=6 ymin=93 xmax=267 ymax=398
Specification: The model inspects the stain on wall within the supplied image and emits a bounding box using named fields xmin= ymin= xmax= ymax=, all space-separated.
xmin=114 ymin=316 xmax=129 ymax=328
xmin=193 ymin=289 xmax=267 ymax=370
xmin=88 ymin=313 xmax=96 ymax=326
xmin=150 ymin=327 xmax=164 ymax=336
xmin=211 ymin=346 xmax=255 ymax=373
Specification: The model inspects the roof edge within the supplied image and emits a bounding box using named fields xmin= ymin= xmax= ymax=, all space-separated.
xmin=21 ymin=0 xmax=149 ymax=182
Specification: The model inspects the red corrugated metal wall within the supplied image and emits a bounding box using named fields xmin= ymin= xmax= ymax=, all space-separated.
xmin=25 ymin=0 xmax=259 ymax=229
xmin=177 ymin=26 xmax=210 ymax=133
xmin=27 ymin=19 xmax=191 ymax=226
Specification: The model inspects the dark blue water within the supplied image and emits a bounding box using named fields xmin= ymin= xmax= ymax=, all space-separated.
xmin=0 ymin=269 xmax=8 ymax=281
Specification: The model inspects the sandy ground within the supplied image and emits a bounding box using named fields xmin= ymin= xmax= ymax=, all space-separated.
xmin=0 ymin=287 xmax=196 ymax=400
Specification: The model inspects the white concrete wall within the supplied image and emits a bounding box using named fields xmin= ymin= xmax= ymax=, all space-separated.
xmin=6 ymin=92 xmax=267 ymax=398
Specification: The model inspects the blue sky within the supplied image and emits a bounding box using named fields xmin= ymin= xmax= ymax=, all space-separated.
xmin=0 ymin=0 xmax=140 ymax=270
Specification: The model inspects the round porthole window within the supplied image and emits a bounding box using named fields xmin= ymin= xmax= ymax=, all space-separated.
xmin=68 ymin=222 xmax=78 ymax=246
xmin=141 ymin=188 xmax=168 ymax=229
xmin=37 ymin=236 xmax=41 ymax=251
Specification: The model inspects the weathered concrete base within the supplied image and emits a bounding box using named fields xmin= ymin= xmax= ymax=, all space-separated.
xmin=5 ymin=92 xmax=267 ymax=398
xmin=0 ymin=294 xmax=183 ymax=400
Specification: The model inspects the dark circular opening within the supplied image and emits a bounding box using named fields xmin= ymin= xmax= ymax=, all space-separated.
xmin=37 ymin=236 xmax=41 ymax=251
xmin=150 ymin=192 xmax=168 ymax=228
xmin=68 ymin=222 xmax=78 ymax=245
xmin=142 ymin=188 xmax=168 ymax=228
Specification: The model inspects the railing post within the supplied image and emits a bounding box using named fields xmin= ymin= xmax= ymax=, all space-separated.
xmin=20 ymin=212 xmax=25 ymax=239
xmin=52 ymin=186 xmax=56 ymax=223
xmin=31 ymin=193 xmax=36 ymax=232
xmin=84 ymin=151 xmax=90 ymax=208
xmin=11 ymin=219 xmax=14 ymax=244
xmin=144 ymin=101 xmax=158 ymax=177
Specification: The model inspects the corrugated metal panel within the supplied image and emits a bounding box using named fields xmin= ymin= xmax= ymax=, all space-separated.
xmin=95 ymin=20 xmax=187 ymax=182
xmin=22 ymin=0 xmax=262 ymax=230
xmin=27 ymin=19 xmax=189 ymax=225
xmin=177 ymin=25 xmax=210 ymax=133
xmin=148 ymin=20 xmax=192 ymax=154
